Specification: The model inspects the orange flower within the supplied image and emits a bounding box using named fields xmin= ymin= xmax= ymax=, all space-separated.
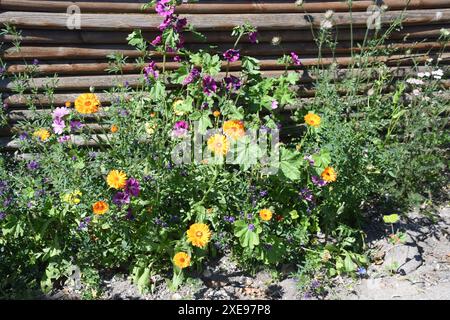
xmin=223 ymin=120 xmax=245 ymax=140
xmin=65 ymin=101 xmax=72 ymax=108
xmin=321 ymin=166 xmax=337 ymax=182
xmin=259 ymin=208 xmax=273 ymax=221
xmin=173 ymin=252 xmax=191 ymax=269
xmin=213 ymin=111 xmax=221 ymax=118
xmin=106 ymin=170 xmax=127 ymax=189
xmin=92 ymin=201 xmax=109 ymax=215
xmin=304 ymin=113 xmax=321 ymax=127
xmin=187 ymin=223 xmax=211 ymax=248
xmin=33 ymin=128 xmax=50 ymax=141
xmin=150 ymin=112 xmax=156 ymax=118
xmin=75 ymin=93 xmax=100 ymax=114
xmin=110 ymin=124 xmax=119 ymax=133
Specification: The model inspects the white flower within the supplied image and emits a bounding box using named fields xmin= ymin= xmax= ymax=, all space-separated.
xmin=417 ymin=72 xmax=426 ymax=78
xmin=440 ymin=28 xmax=450 ymax=37
xmin=271 ymin=36 xmax=281 ymax=46
xmin=412 ymin=89 xmax=421 ymax=96
xmin=406 ymin=78 xmax=424 ymax=85
xmin=424 ymin=71 xmax=431 ymax=77
xmin=426 ymin=58 xmax=433 ymax=63
xmin=431 ymin=69 xmax=443 ymax=79
xmin=325 ymin=10 xmax=334 ymax=19
xmin=295 ymin=0 xmax=304 ymax=6
xmin=320 ymin=19 xmax=333 ymax=30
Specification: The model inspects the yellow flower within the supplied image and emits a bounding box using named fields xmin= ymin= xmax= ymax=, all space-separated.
xmin=207 ymin=134 xmax=229 ymax=156
xmin=213 ymin=111 xmax=221 ymax=118
xmin=173 ymin=252 xmax=191 ymax=269
xmin=75 ymin=93 xmax=100 ymax=114
xmin=92 ymin=201 xmax=109 ymax=215
xmin=107 ymin=170 xmax=127 ymax=189
xmin=145 ymin=122 xmax=157 ymax=135
xmin=187 ymin=223 xmax=211 ymax=248
xmin=223 ymin=120 xmax=245 ymax=140
xmin=304 ymin=113 xmax=321 ymax=127
xmin=321 ymin=166 xmax=337 ymax=182
xmin=33 ymin=128 xmax=51 ymax=141
xmin=259 ymin=208 xmax=273 ymax=221
xmin=173 ymin=99 xmax=185 ymax=116
xmin=62 ymin=190 xmax=82 ymax=205
xmin=110 ymin=124 xmax=119 ymax=133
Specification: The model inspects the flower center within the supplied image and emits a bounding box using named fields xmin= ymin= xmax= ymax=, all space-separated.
xmin=85 ymin=101 xmax=92 ymax=106
xmin=196 ymin=231 xmax=203 ymax=237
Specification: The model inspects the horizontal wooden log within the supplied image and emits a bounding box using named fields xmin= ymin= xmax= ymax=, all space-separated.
xmin=2 ymin=24 xmax=447 ymax=45
xmin=1 ymin=41 xmax=445 ymax=60
xmin=5 ymin=52 xmax=450 ymax=76
xmin=2 ymin=65 xmax=442 ymax=93
xmin=2 ymin=0 xmax=450 ymax=14
xmin=1 ymin=9 xmax=449 ymax=31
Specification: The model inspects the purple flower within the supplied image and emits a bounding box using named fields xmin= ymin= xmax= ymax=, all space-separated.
xmin=125 ymin=207 xmax=135 ymax=220
xmin=3 ymin=197 xmax=11 ymax=207
xmin=224 ymin=75 xmax=242 ymax=91
xmin=70 ymin=120 xmax=84 ymax=132
xmin=223 ymin=49 xmax=240 ymax=63
xmin=175 ymin=18 xmax=187 ymax=32
xmin=144 ymin=61 xmax=159 ymax=80
xmin=32 ymin=59 xmax=39 ymax=66
xmin=159 ymin=16 xmax=173 ymax=31
xmin=0 ymin=181 xmax=7 ymax=196
xmin=356 ymin=267 xmax=367 ymax=277
xmin=173 ymin=55 xmax=181 ymax=62
xmin=78 ymin=217 xmax=91 ymax=230
xmin=259 ymin=190 xmax=268 ymax=198
xmin=311 ymin=175 xmax=327 ymax=187
xmin=27 ymin=160 xmax=40 ymax=170
xmin=300 ymin=188 xmax=314 ymax=202
xmin=71 ymin=156 xmax=77 ymax=161
xmin=34 ymin=189 xmax=45 ymax=198
xmin=224 ymin=216 xmax=235 ymax=223
xmin=0 ymin=212 xmax=6 ymax=220
xmin=125 ymin=178 xmax=140 ymax=197
xmin=0 ymin=66 xmax=5 ymax=75
xmin=271 ymin=100 xmax=279 ymax=110
xmin=113 ymin=191 xmax=131 ymax=206
xmin=118 ymin=109 xmax=129 ymax=117
xmin=248 ymin=31 xmax=258 ymax=43
xmin=248 ymin=224 xmax=255 ymax=231
xmin=19 ymin=132 xmax=29 ymax=140
xmin=290 ymin=52 xmax=302 ymax=66
xmin=52 ymin=107 xmax=70 ymax=119
xmin=171 ymin=120 xmax=189 ymax=138
xmin=202 ymin=76 xmax=217 ymax=96
xmin=52 ymin=118 xmax=65 ymax=135
xmin=247 ymin=213 xmax=253 ymax=220
xmin=304 ymin=155 xmax=315 ymax=166
xmin=155 ymin=0 xmax=174 ymax=17
xmin=88 ymin=151 xmax=98 ymax=159
xmin=57 ymin=135 xmax=71 ymax=143
xmin=182 ymin=68 xmax=200 ymax=85
xmin=151 ymin=35 xmax=162 ymax=47
xmin=3 ymin=103 xmax=8 ymax=110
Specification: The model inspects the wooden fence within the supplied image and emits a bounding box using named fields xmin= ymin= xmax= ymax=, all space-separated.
xmin=0 ymin=0 xmax=449 ymax=149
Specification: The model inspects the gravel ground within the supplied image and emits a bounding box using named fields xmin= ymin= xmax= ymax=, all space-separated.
xmin=48 ymin=205 xmax=450 ymax=300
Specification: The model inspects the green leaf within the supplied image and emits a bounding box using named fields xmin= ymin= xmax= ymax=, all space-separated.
xmin=279 ymin=148 xmax=302 ymax=180
xmin=233 ymin=220 xmax=261 ymax=250
xmin=289 ymin=210 xmax=299 ymax=220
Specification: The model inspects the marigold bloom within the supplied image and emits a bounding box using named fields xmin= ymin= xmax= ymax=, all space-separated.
xmin=223 ymin=120 xmax=245 ymax=140
xmin=213 ymin=111 xmax=221 ymax=118
xmin=259 ymin=208 xmax=273 ymax=221
xmin=107 ymin=170 xmax=127 ymax=189
xmin=321 ymin=166 xmax=337 ymax=182
xmin=207 ymin=134 xmax=229 ymax=156
xmin=110 ymin=124 xmax=119 ymax=133
xmin=304 ymin=113 xmax=321 ymax=127
xmin=187 ymin=223 xmax=211 ymax=248
xmin=92 ymin=201 xmax=109 ymax=215
xmin=63 ymin=190 xmax=82 ymax=205
xmin=65 ymin=101 xmax=72 ymax=108
xmin=75 ymin=93 xmax=100 ymax=114
xmin=33 ymin=128 xmax=50 ymax=141
xmin=173 ymin=252 xmax=191 ymax=269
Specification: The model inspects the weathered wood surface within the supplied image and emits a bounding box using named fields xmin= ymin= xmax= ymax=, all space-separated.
xmin=1 ymin=10 xmax=449 ymax=31
xmin=2 ymin=0 xmax=450 ymax=13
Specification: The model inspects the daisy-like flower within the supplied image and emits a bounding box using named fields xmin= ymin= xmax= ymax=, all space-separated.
xmin=33 ymin=128 xmax=50 ymax=141
xmin=110 ymin=124 xmax=119 ymax=133
xmin=207 ymin=134 xmax=229 ymax=155
xmin=92 ymin=200 xmax=109 ymax=215
xmin=173 ymin=252 xmax=191 ymax=269
xmin=321 ymin=166 xmax=337 ymax=182
xmin=107 ymin=170 xmax=127 ymax=189
xmin=187 ymin=223 xmax=211 ymax=248
xmin=223 ymin=49 xmax=240 ymax=63
xmin=304 ymin=113 xmax=321 ymax=127
xmin=223 ymin=120 xmax=245 ymax=140
xmin=75 ymin=93 xmax=100 ymax=114
xmin=259 ymin=208 xmax=273 ymax=221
